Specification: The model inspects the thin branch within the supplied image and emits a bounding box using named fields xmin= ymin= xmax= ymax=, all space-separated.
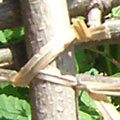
xmin=68 ymin=0 xmax=120 ymax=17
xmin=8 ymin=18 xmax=120 ymax=86
xmin=0 ymin=40 xmax=27 ymax=70
xmin=0 ymin=68 xmax=17 ymax=83
xmin=0 ymin=48 xmax=12 ymax=67
xmin=88 ymin=48 xmax=120 ymax=68
xmin=76 ymin=19 xmax=120 ymax=49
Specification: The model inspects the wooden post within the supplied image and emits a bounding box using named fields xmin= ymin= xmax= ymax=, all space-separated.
xmin=20 ymin=0 xmax=77 ymax=120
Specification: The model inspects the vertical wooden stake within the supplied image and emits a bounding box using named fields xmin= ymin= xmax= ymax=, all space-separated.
xmin=20 ymin=0 xmax=77 ymax=120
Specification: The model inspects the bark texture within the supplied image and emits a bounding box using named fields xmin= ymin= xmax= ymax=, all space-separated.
xmin=0 ymin=0 xmax=120 ymax=29
xmin=0 ymin=0 xmax=21 ymax=29
xmin=68 ymin=0 xmax=120 ymax=17
xmin=0 ymin=48 xmax=12 ymax=67
xmin=1 ymin=18 xmax=120 ymax=70
xmin=0 ymin=40 xmax=27 ymax=70
xmin=20 ymin=0 xmax=76 ymax=120
xmin=75 ymin=19 xmax=120 ymax=49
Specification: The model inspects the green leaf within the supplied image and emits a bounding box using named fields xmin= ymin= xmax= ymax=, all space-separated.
xmin=0 ymin=31 xmax=7 ymax=43
xmin=0 ymin=82 xmax=10 ymax=89
xmin=111 ymin=72 xmax=120 ymax=77
xmin=0 ymin=94 xmax=31 ymax=120
xmin=75 ymin=50 xmax=94 ymax=73
xmin=111 ymin=96 xmax=120 ymax=111
xmin=77 ymin=16 xmax=86 ymax=20
xmin=3 ymin=27 xmax=24 ymax=43
xmin=0 ymin=82 xmax=29 ymax=102
xmin=78 ymin=111 xmax=93 ymax=120
xmin=0 ymin=27 xmax=24 ymax=45
xmin=2 ymin=29 xmax=13 ymax=41
xmin=79 ymin=91 xmax=96 ymax=108
xmin=9 ymin=27 xmax=24 ymax=40
xmin=112 ymin=6 xmax=120 ymax=17
xmin=85 ymin=68 xmax=99 ymax=76
xmin=78 ymin=91 xmax=101 ymax=120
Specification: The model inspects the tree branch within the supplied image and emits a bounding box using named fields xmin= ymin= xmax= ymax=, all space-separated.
xmin=76 ymin=19 xmax=120 ymax=49
xmin=68 ymin=0 xmax=120 ymax=17
xmin=0 ymin=0 xmax=120 ymax=29
xmin=0 ymin=40 xmax=27 ymax=70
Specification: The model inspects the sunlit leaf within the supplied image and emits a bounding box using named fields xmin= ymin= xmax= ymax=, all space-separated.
xmin=77 ymin=16 xmax=86 ymax=20
xmin=0 ymin=94 xmax=31 ymax=120
xmin=3 ymin=27 xmax=24 ymax=42
xmin=79 ymin=91 xmax=101 ymax=120
xmin=0 ymin=31 xmax=7 ymax=43
xmin=85 ymin=68 xmax=99 ymax=76
xmin=112 ymin=6 xmax=120 ymax=17
xmin=78 ymin=111 xmax=93 ymax=120
xmin=111 ymin=72 xmax=120 ymax=77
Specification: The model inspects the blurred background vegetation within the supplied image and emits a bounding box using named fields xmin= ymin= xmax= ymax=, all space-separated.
xmin=0 ymin=5 xmax=120 ymax=120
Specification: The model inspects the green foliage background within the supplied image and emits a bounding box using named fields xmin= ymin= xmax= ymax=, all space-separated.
xmin=0 ymin=5 xmax=120 ymax=120
xmin=0 ymin=28 xmax=30 ymax=120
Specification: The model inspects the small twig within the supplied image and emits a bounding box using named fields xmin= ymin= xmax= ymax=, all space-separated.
xmin=88 ymin=47 xmax=120 ymax=68
xmin=111 ymin=58 xmax=120 ymax=68
xmin=0 ymin=68 xmax=17 ymax=83
xmin=0 ymin=48 xmax=12 ymax=67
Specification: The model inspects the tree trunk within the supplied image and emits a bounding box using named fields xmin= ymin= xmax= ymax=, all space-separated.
xmin=0 ymin=0 xmax=120 ymax=29
xmin=20 ymin=0 xmax=77 ymax=120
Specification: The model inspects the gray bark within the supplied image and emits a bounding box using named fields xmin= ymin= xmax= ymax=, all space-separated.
xmin=1 ymin=18 xmax=120 ymax=70
xmin=0 ymin=48 xmax=12 ymax=67
xmin=0 ymin=18 xmax=120 ymax=71
xmin=0 ymin=40 xmax=27 ymax=70
xmin=68 ymin=0 xmax=120 ymax=17
xmin=0 ymin=0 xmax=22 ymax=29
xmin=0 ymin=0 xmax=120 ymax=29
xmin=76 ymin=19 xmax=120 ymax=49
xmin=20 ymin=0 xmax=76 ymax=120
